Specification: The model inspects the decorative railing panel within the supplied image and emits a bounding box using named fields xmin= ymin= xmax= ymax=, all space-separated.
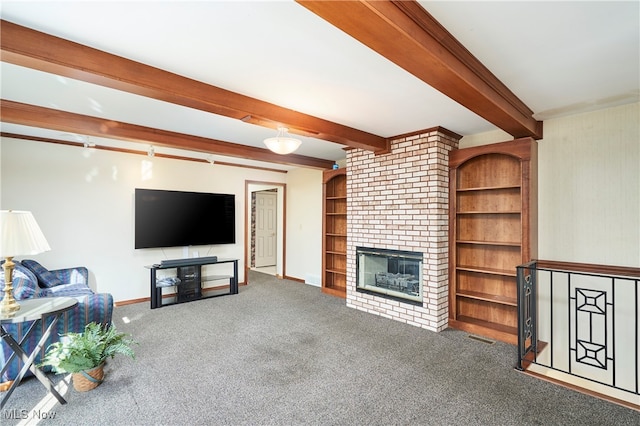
xmin=517 ymin=260 xmax=639 ymax=403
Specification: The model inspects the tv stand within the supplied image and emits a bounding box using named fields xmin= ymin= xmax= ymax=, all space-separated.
xmin=146 ymin=258 xmax=238 ymax=309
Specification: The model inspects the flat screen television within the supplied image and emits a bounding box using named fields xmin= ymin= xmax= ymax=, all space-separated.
xmin=134 ymin=188 xmax=236 ymax=249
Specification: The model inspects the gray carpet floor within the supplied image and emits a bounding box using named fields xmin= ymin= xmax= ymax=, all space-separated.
xmin=3 ymin=271 xmax=638 ymax=425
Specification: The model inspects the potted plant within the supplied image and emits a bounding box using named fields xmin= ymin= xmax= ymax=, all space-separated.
xmin=40 ymin=322 xmax=137 ymax=391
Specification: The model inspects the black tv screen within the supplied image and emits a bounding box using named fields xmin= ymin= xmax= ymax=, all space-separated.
xmin=134 ymin=188 xmax=236 ymax=249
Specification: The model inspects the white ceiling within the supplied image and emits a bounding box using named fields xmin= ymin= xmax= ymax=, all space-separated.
xmin=1 ymin=1 xmax=638 ymax=171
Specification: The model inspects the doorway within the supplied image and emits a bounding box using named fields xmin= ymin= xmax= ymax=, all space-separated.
xmin=245 ymin=181 xmax=285 ymax=281
xmin=254 ymin=191 xmax=277 ymax=269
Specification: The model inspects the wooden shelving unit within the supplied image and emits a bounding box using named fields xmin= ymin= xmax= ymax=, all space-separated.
xmin=448 ymin=138 xmax=537 ymax=344
xmin=322 ymin=168 xmax=347 ymax=298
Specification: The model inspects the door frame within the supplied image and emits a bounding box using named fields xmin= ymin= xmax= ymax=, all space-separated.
xmin=245 ymin=180 xmax=286 ymax=284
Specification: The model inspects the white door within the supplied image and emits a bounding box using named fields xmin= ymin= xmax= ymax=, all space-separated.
xmin=255 ymin=191 xmax=277 ymax=267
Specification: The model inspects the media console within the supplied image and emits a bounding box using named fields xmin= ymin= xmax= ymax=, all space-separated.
xmin=146 ymin=258 xmax=238 ymax=309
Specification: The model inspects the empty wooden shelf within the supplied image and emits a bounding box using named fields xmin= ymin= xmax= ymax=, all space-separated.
xmin=448 ymin=138 xmax=537 ymax=344
xmin=322 ymin=168 xmax=347 ymax=298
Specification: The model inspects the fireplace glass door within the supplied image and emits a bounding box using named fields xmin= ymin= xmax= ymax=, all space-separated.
xmin=356 ymin=247 xmax=423 ymax=303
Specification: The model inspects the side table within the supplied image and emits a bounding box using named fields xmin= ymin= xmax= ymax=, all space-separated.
xmin=0 ymin=297 xmax=78 ymax=409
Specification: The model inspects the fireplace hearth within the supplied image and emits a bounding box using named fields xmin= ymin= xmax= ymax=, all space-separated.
xmin=356 ymin=247 xmax=423 ymax=304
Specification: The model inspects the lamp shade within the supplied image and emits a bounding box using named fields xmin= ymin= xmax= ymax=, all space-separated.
xmin=0 ymin=210 xmax=51 ymax=257
xmin=263 ymin=127 xmax=302 ymax=155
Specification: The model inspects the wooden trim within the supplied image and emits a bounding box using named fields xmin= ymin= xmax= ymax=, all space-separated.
xmin=297 ymin=1 xmax=542 ymax=139
xmin=244 ymin=181 xmax=250 ymax=284
xmin=535 ymin=260 xmax=640 ymax=279
xmin=321 ymin=286 xmax=347 ymax=298
xmin=244 ymin=180 xmax=287 ymax=284
xmin=449 ymin=137 xmax=536 ymax=168
xmin=448 ymin=167 xmax=459 ymax=323
xmin=0 ymin=99 xmax=334 ymax=170
xmin=519 ymin=370 xmax=640 ymax=412
xmin=114 ymin=297 xmax=148 ymax=307
xmin=0 ymin=132 xmax=289 ymax=174
xmin=0 ymin=19 xmax=387 ymax=152
xmin=282 ymin=183 xmax=288 ymax=279
xmin=244 ymin=266 xmax=251 ymax=285
xmin=448 ymin=318 xmax=518 ymax=346
xmin=322 ymin=171 xmax=328 ymax=293
xmin=322 ymin=167 xmax=347 ymax=184
xmin=283 ymin=275 xmax=306 ymax=284
xmin=389 ymin=126 xmax=463 ymax=142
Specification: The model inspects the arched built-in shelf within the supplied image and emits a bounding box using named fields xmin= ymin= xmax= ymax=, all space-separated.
xmin=448 ymin=138 xmax=537 ymax=344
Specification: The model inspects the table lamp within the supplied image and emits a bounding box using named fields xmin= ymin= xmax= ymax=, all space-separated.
xmin=0 ymin=210 xmax=51 ymax=315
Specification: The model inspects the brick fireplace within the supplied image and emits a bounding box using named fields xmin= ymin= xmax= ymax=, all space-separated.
xmin=346 ymin=127 xmax=460 ymax=332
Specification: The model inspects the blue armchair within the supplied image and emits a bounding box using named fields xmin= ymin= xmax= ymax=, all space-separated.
xmin=0 ymin=260 xmax=113 ymax=384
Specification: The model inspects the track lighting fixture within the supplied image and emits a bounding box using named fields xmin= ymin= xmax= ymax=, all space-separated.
xmin=83 ymin=136 xmax=95 ymax=149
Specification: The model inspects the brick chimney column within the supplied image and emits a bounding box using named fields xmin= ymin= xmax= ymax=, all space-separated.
xmin=346 ymin=128 xmax=460 ymax=332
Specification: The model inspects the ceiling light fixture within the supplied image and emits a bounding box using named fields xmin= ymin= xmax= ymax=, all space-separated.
xmin=83 ymin=136 xmax=95 ymax=149
xmin=264 ymin=126 xmax=301 ymax=155
xmin=60 ymin=132 xmax=95 ymax=148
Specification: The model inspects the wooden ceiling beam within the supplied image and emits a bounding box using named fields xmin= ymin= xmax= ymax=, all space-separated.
xmin=0 ymin=19 xmax=388 ymax=153
xmin=0 ymin=100 xmax=335 ymax=170
xmin=297 ymin=0 xmax=543 ymax=139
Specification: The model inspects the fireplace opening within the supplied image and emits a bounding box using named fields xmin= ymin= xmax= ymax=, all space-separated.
xmin=356 ymin=246 xmax=423 ymax=304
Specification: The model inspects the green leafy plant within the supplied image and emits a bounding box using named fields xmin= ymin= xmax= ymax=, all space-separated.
xmin=40 ymin=322 xmax=137 ymax=374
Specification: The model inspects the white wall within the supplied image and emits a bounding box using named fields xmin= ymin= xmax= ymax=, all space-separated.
xmin=460 ymin=102 xmax=640 ymax=267
xmin=0 ymin=137 xmax=328 ymax=302
xmin=285 ymin=167 xmax=323 ymax=286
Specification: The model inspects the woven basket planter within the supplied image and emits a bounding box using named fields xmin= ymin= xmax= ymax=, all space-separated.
xmin=72 ymin=363 xmax=105 ymax=392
